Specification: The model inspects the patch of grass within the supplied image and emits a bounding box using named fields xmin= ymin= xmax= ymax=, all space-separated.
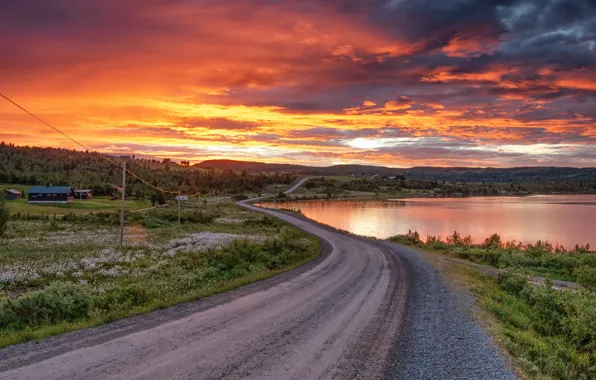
xmin=0 ymin=184 xmax=30 ymax=193
xmin=6 ymin=196 xmax=149 ymax=216
xmin=472 ymin=271 xmax=596 ymax=380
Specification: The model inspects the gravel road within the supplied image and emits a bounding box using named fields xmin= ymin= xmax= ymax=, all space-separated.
xmin=0 ymin=179 xmax=516 ymax=379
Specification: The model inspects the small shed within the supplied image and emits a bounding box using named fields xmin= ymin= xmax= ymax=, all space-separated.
xmin=3 ymin=189 xmax=22 ymax=200
xmin=74 ymin=189 xmax=93 ymax=200
xmin=28 ymin=186 xmax=75 ymax=204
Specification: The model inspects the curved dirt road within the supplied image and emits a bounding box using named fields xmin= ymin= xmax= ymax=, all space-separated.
xmin=0 ymin=180 xmax=515 ymax=379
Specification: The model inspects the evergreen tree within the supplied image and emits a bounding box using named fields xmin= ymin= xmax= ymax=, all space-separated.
xmin=156 ymin=191 xmax=167 ymax=205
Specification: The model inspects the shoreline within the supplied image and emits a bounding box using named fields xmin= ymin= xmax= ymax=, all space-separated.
xmin=256 ymin=192 xmax=596 ymax=204
xmin=254 ymin=194 xmax=596 ymax=249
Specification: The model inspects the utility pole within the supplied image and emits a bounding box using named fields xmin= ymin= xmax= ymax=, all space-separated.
xmin=120 ymin=162 xmax=126 ymax=247
xmin=177 ymin=191 xmax=181 ymax=233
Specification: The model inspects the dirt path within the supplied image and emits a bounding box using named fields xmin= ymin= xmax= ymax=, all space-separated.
xmin=0 ymin=179 xmax=516 ymax=379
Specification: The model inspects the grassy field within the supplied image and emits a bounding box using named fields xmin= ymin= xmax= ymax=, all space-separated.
xmin=1 ymin=184 xmax=30 ymax=193
xmin=4 ymin=196 xmax=150 ymax=216
xmin=0 ymin=196 xmax=320 ymax=347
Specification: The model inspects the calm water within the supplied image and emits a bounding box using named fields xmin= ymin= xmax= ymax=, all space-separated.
xmin=260 ymin=195 xmax=596 ymax=248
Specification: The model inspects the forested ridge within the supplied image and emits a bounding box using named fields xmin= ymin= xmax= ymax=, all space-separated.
xmin=2 ymin=142 xmax=596 ymax=197
xmin=199 ymin=159 xmax=596 ymax=182
xmin=0 ymin=143 xmax=295 ymax=197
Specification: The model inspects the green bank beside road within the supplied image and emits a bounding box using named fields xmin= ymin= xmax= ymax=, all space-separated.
xmin=389 ymin=230 xmax=596 ymax=380
xmin=0 ymin=194 xmax=320 ymax=348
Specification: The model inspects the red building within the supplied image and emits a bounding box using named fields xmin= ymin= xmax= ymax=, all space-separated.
xmin=3 ymin=189 xmax=22 ymax=200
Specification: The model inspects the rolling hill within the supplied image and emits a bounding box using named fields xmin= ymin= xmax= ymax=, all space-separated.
xmin=196 ymin=160 xmax=596 ymax=183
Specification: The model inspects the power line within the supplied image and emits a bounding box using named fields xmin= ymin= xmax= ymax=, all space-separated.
xmin=1 ymin=92 xmax=224 ymax=248
xmin=0 ymin=92 xmax=213 ymax=197
xmin=0 ymin=92 xmax=120 ymax=166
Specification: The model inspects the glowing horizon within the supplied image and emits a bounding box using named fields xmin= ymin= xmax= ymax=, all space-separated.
xmin=1 ymin=0 xmax=595 ymax=168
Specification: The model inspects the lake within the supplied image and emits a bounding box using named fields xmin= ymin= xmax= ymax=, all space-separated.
xmin=259 ymin=195 xmax=596 ymax=248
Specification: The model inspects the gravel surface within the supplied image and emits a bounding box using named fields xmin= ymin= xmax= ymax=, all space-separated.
xmin=0 ymin=178 xmax=517 ymax=379
xmin=382 ymin=242 xmax=516 ymax=380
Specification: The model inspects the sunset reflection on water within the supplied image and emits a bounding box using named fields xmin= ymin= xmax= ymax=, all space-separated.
xmin=259 ymin=195 xmax=596 ymax=248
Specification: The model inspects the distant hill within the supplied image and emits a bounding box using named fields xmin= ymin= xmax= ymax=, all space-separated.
xmin=402 ymin=167 xmax=596 ymax=182
xmin=197 ymin=160 xmax=596 ymax=183
xmin=196 ymin=160 xmax=405 ymax=177
xmin=196 ymin=160 xmax=309 ymax=173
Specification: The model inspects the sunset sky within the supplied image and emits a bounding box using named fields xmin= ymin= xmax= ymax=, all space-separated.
xmin=1 ymin=0 xmax=595 ymax=167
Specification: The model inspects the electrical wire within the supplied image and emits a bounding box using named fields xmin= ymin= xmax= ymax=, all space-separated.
xmin=0 ymin=92 xmax=217 ymax=198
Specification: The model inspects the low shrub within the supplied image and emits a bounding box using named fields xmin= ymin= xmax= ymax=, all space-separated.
xmin=204 ymin=228 xmax=314 ymax=273
xmin=478 ymin=271 xmax=596 ymax=379
xmin=425 ymin=235 xmax=447 ymax=249
xmin=99 ymin=284 xmax=152 ymax=311
xmin=576 ymin=267 xmax=596 ymax=290
xmin=244 ymin=215 xmax=280 ymax=228
xmin=0 ymin=282 xmax=92 ymax=329
xmin=445 ymin=230 xmax=461 ymax=245
xmin=483 ymin=233 xmax=503 ymax=249
xmin=389 ymin=230 xmax=596 ymax=282
xmin=126 ymin=209 xmax=215 ymax=227
xmin=496 ymin=270 xmax=528 ymax=293
xmin=479 ymin=248 xmax=502 ymax=266
xmin=388 ymin=230 xmax=422 ymax=246
xmin=47 ymin=218 xmax=60 ymax=231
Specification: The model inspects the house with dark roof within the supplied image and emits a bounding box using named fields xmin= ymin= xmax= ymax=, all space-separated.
xmin=28 ymin=186 xmax=75 ymax=204
xmin=3 ymin=189 xmax=22 ymax=200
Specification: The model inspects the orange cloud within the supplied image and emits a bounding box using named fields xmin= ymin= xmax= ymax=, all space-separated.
xmin=441 ymin=33 xmax=500 ymax=57
xmin=554 ymin=69 xmax=596 ymax=91
xmin=0 ymin=0 xmax=594 ymax=168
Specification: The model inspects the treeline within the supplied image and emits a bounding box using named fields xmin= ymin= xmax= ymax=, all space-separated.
xmin=198 ymin=160 xmax=596 ymax=183
xmin=305 ymin=176 xmax=596 ymax=196
xmin=0 ymin=143 xmax=295 ymax=197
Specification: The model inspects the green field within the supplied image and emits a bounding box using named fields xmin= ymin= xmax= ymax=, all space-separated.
xmin=0 ymin=194 xmax=320 ymax=347
xmin=2 ymin=184 xmax=150 ymax=215
xmin=4 ymin=196 xmax=150 ymax=216
xmin=1 ymin=184 xmax=29 ymax=193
